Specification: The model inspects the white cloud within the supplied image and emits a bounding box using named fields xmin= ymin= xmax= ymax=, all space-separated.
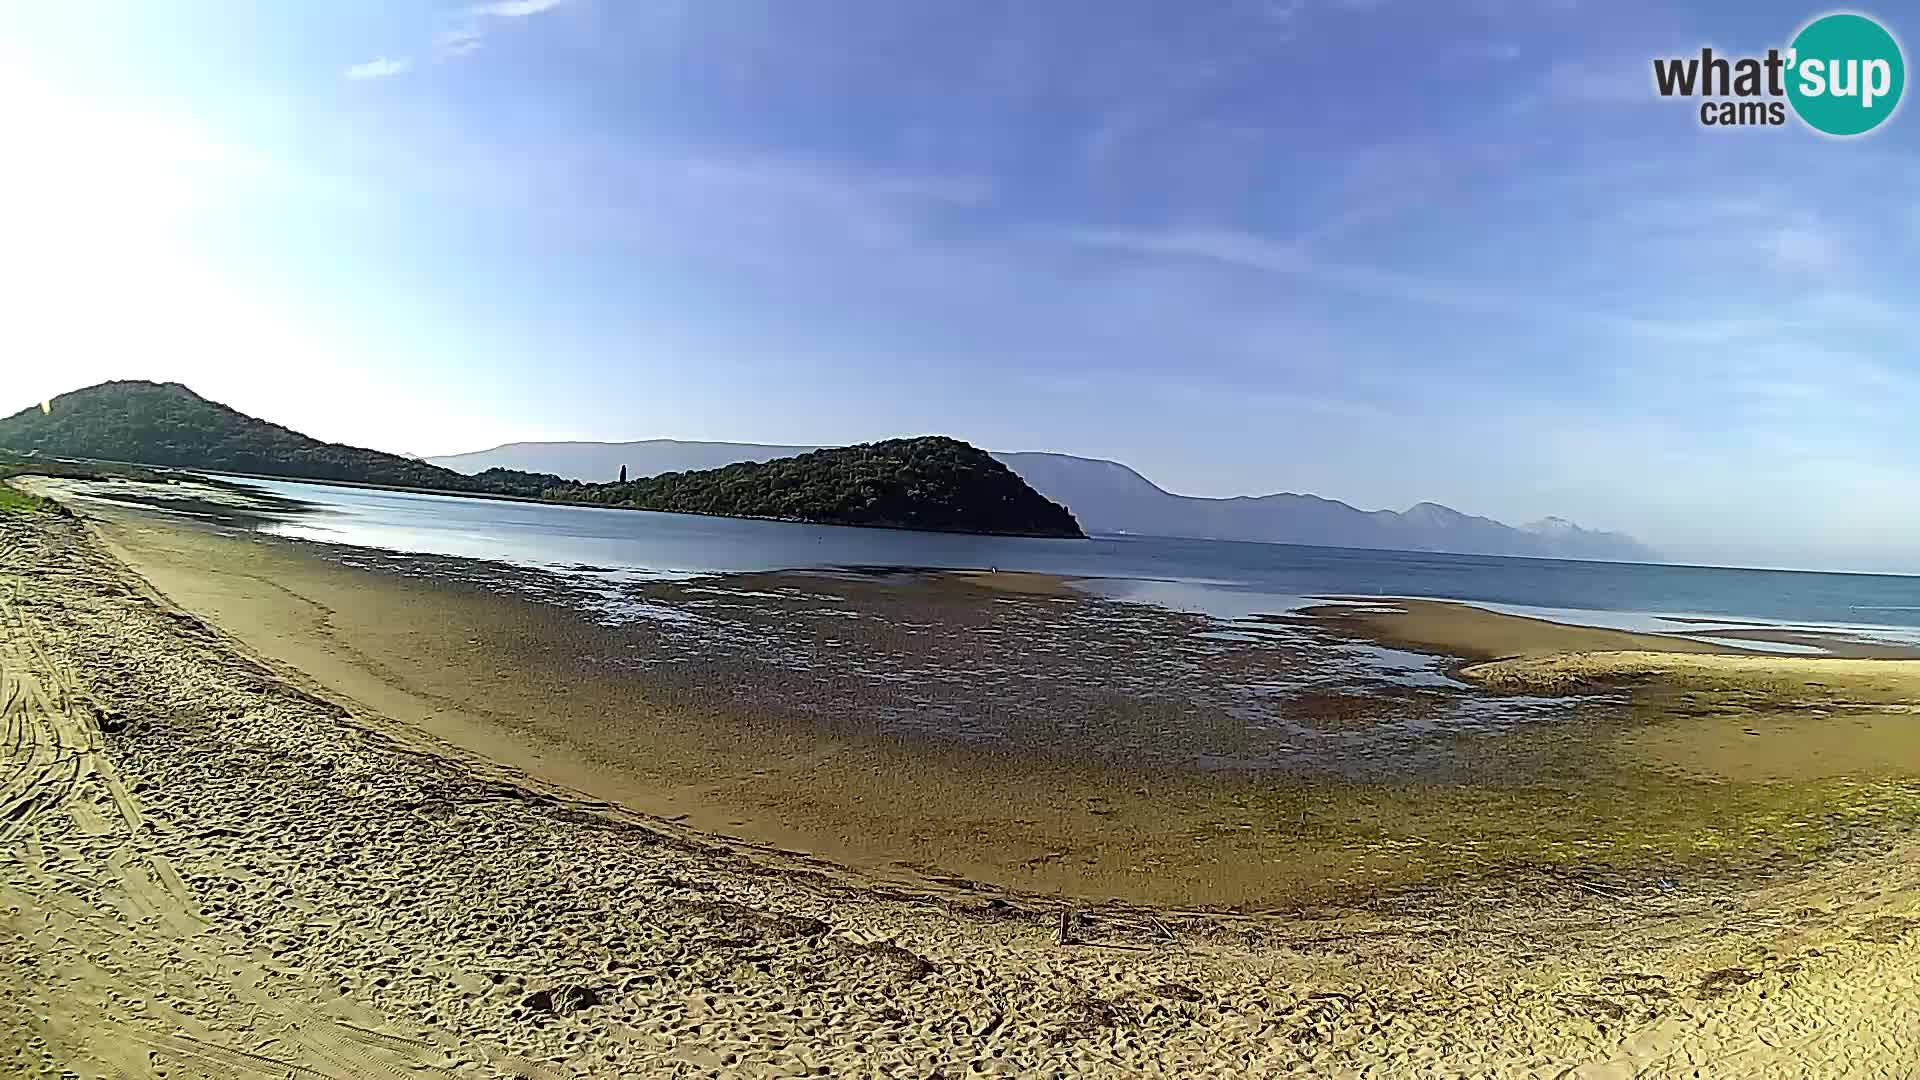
xmin=643 ymin=154 xmax=992 ymax=252
xmin=1067 ymin=224 xmax=1544 ymax=318
xmin=1612 ymin=191 xmax=1852 ymax=282
xmin=468 ymin=0 xmax=565 ymax=16
xmin=435 ymin=25 xmax=486 ymax=59
xmin=679 ymin=156 xmax=990 ymax=209
xmin=1062 ymin=222 xmax=1799 ymax=349
xmin=344 ymin=56 xmax=411 ymax=80
xmin=431 ymin=0 xmax=567 ymax=62
xmin=1256 ymin=1 xmax=1308 ymax=24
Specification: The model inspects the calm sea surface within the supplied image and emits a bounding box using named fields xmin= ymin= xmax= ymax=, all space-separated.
xmin=227 ymin=477 xmax=1920 ymax=648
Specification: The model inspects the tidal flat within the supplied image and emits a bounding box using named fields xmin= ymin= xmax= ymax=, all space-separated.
xmin=64 ymin=490 xmax=1920 ymax=913
xmin=11 ymin=485 xmax=1920 ymax=1075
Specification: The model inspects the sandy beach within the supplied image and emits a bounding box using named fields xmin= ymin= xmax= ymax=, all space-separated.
xmin=72 ymin=505 xmax=1920 ymax=912
xmin=1304 ymin=596 xmax=1920 ymax=661
xmin=8 ymin=497 xmax=1920 ymax=1075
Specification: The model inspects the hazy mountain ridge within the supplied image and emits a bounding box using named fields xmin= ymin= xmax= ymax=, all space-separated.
xmin=431 ymin=441 xmax=1658 ymax=561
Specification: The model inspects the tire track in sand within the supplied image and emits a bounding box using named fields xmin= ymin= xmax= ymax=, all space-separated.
xmin=0 ymin=555 xmax=541 ymax=1080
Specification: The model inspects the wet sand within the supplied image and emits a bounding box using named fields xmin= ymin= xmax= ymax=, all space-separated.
xmin=1469 ymin=650 xmax=1920 ymax=782
xmin=46 ymin=507 xmax=1920 ymax=910
xmin=1306 ymin=596 xmax=1920 ymax=661
xmin=946 ymin=569 xmax=1082 ymax=595
xmin=8 ymin=493 xmax=1920 ymax=1075
xmin=91 ymin=510 xmax=1464 ymax=909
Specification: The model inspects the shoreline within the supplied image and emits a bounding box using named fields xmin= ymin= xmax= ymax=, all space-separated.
xmin=63 ymin=498 xmax=1920 ymax=906
xmin=1297 ymin=595 xmax=1920 ymax=662
xmin=203 ymin=466 xmax=1091 ymax=539
xmin=17 ymin=460 xmax=1088 ymax=538
xmin=37 ymin=470 xmax=1920 ymax=662
xmin=8 ymin=498 xmax=1920 ymax=1073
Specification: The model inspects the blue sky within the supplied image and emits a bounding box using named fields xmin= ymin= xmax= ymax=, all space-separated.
xmin=4 ymin=1 xmax=1919 ymax=571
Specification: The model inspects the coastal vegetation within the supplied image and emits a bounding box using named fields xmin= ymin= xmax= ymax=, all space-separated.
xmin=570 ymin=437 xmax=1083 ymax=537
xmin=0 ymin=381 xmax=1083 ymax=537
xmin=0 ymin=381 xmax=558 ymax=494
xmin=0 ymin=483 xmax=51 ymax=515
xmin=0 ymin=449 xmax=92 ymax=513
xmin=2 ymin=446 xmax=169 ymax=484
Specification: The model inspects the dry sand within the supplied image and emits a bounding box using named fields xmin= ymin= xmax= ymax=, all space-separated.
xmin=1468 ymin=649 xmax=1920 ymax=696
xmin=1468 ymin=649 xmax=1920 ymax=788
xmin=6 ymin=502 xmax=1920 ymax=1075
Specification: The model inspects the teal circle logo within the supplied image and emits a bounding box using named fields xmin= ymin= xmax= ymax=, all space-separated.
xmin=1787 ymin=13 xmax=1905 ymax=136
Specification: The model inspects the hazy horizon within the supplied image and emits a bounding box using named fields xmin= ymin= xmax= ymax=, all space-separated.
xmin=22 ymin=375 xmax=1920 ymax=576
xmin=6 ymin=3 xmax=1920 ymax=572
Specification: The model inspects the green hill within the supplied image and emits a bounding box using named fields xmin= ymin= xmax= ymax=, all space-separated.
xmin=571 ymin=437 xmax=1083 ymax=537
xmin=0 ymin=381 xmax=1082 ymax=538
xmin=0 ymin=381 xmax=557 ymax=495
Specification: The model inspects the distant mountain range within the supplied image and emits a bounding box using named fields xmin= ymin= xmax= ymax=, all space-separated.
xmin=431 ymin=441 xmax=1658 ymax=562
